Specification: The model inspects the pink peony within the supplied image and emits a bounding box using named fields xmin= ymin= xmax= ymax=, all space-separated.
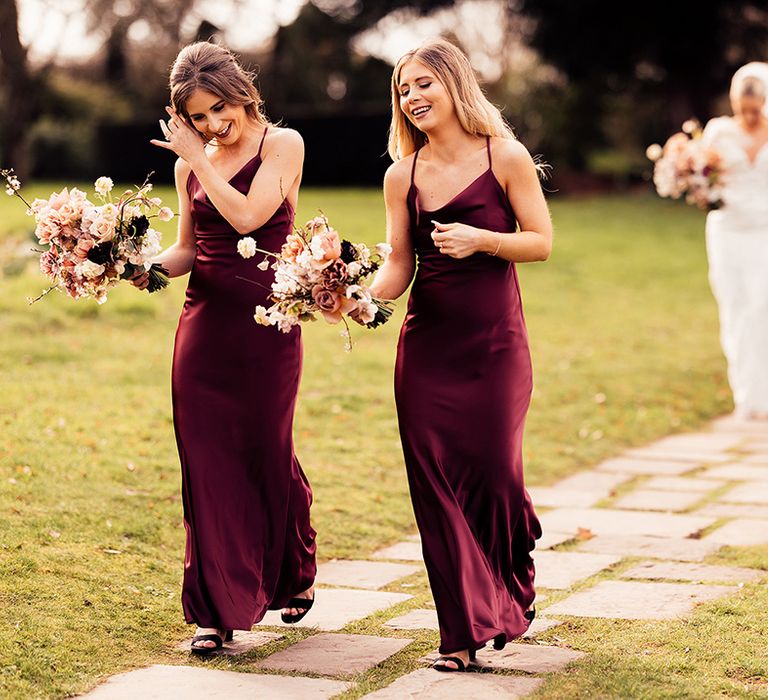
xmin=321 ymin=259 xmax=348 ymax=290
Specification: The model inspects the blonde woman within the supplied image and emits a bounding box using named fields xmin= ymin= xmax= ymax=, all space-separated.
xmin=135 ymin=42 xmax=316 ymax=654
xmin=368 ymin=38 xmax=552 ymax=671
xmin=703 ymin=62 xmax=768 ymax=419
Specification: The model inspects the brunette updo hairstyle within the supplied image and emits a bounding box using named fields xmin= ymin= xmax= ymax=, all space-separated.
xmin=169 ymin=42 xmax=268 ymax=134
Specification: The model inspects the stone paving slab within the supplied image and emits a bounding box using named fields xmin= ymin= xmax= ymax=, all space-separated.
xmin=424 ymin=643 xmax=584 ymax=673
xmin=649 ymin=433 xmax=745 ymax=453
xmin=703 ymin=518 xmax=768 ymax=546
xmin=316 ymin=559 xmax=421 ymax=590
xmin=81 ymin=664 xmax=350 ymax=699
xmin=695 ymin=502 xmax=768 ymax=519
xmin=623 ymin=448 xmax=731 ymax=464
xmin=527 ymin=486 xmax=605 ymax=508
xmin=543 ymin=580 xmax=736 ymax=620
xmin=175 ymin=630 xmax=281 ymax=656
xmin=699 ymin=464 xmax=768 ymax=481
xmin=622 ymin=561 xmax=764 ymax=584
xmin=256 ymin=633 xmax=412 ymax=676
xmin=709 ymin=415 xmax=768 ymax=435
xmin=643 ymin=476 xmax=726 ymax=493
xmin=385 ymin=608 xmax=438 ymax=631
xmin=363 ymin=668 xmax=543 ymax=698
xmin=372 ymin=541 xmax=424 ymax=561
xmin=405 ymin=533 xmax=421 ymax=542
xmin=613 ymin=489 xmax=703 ymax=512
xmin=576 ymin=534 xmax=722 ymax=562
xmin=548 ymin=470 xmax=634 ymax=493
xmin=596 ymin=457 xmax=696 ymax=476
xmin=534 ymin=551 xmax=621 ymax=589
xmin=258 ymin=588 xmax=412 ymax=631
xmin=537 ymin=530 xmax=575 ymax=550
xmin=720 ymin=482 xmax=768 ymax=505
xmin=539 ymin=507 xmax=715 ymax=539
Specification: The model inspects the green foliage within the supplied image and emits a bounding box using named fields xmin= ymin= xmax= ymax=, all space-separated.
xmin=0 ymin=187 xmax=755 ymax=698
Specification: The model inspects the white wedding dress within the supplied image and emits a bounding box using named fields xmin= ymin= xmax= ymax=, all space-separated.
xmin=703 ymin=116 xmax=768 ymax=415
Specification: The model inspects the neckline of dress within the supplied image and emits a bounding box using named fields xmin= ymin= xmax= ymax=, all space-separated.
xmin=412 ymin=166 xmax=493 ymax=214
xmin=187 ymin=152 xmax=262 ymax=192
xmin=727 ymin=120 xmax=768 ymax=166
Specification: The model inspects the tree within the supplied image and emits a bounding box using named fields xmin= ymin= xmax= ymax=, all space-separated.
xmin=0 ymin=0 xmax=42 ymax=177
xmin=514 ymin=0 xmax=768 ymax=168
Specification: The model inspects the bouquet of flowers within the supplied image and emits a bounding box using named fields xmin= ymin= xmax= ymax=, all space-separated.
xmin=646 ymin=119 xmax=725 ymax=210
xmin=2 ymin=169 xmax=172 ymax=304
xmin=237 ymin=215 xmax=394 ymax=349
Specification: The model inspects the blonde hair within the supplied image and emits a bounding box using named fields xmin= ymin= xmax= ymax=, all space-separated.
xmin=388 ymin=38 xmax=516 ymax=161
xmin=169 ymin=42 xmax=268 ymax=139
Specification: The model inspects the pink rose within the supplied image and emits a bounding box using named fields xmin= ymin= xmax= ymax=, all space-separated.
xmin=311 ymin=284 xmax=356 ymax=324
xmin=35 ymin=217 xmax=61 ymax=244
xmin=47 ymin=188 xmax=70 ymax=211
xmin=73 ymin=237 xmax=95 ymax=260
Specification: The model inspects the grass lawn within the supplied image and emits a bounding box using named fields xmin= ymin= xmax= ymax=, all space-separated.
xmin=1 ymin=185 xmax=764 ymax=698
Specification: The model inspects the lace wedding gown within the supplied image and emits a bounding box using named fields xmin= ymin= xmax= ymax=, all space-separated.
xmin=703 ymin=116 xmax=768 ymax=415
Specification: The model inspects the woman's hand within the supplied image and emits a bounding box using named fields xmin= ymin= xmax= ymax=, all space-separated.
xmin=150 ymin=107 xmax=206 ymax=166
xmin=128 ymin=267 xmax=150 ymax=291
xmin=430 ymin=220 xmax=489 ymax=259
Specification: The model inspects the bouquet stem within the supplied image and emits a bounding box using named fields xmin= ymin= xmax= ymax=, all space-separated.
xmin=121 ymin=262 xmax=170 ymax=293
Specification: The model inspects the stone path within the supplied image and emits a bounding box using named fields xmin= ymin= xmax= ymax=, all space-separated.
xmin=80 ymin=414 xmax=767 ymax=699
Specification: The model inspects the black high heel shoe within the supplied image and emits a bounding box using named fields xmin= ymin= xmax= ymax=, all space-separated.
xmin=190 ymin=629 xmax=233 ymax=656
xmin=280 ymin=591 xmax=315 ymax=624
xmin=525 ymin=605 xmax=536 ymax=623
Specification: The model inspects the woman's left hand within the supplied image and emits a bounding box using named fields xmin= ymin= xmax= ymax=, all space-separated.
xmin=150 ymin=107 xmax=206 ymax=165
xmin=430 ymin=221 xmax=485 ymax=259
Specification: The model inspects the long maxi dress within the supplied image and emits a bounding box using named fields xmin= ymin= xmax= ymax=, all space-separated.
xmin=394 ymin=136 xmax=542 ymax=655
xmin=172 ymin=127 xmax=317 ymax=630
xmin=703 ymin=116 xmax=768 ymax=415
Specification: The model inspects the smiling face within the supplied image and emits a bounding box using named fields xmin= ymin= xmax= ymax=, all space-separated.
xmin=183 ymin=88 xmax=248 ymax=144
xmin=734 ymin=94 xmax=766 ymax=129
xmin=397 ymin=59 xmax=454 ymax=133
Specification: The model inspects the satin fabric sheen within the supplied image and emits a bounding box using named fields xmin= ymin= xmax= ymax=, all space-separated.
xmin=172 ymin=133 xmax=316 ymax=630
xmin=394 ymin=138 xmax=541 ymax=654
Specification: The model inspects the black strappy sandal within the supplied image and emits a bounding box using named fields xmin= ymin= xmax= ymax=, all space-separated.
xmin=190 ymin=629 xmax=233 ymax=656
xmin=433 ymin=655 xmax=468 ymax=672
xmin=525 ymin=605 xmax=537 ymax=623
xmin=280 ymin=592 xmax=315 ymax=624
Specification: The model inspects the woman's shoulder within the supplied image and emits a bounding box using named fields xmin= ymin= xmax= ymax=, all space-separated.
xmin=703 ymin=116 xmax=736 ymax=138
xmin=265 ymin=125 xmax=304 ymax=152
xmin=489 ymin=136 xmax=532 ymax=166
xmin=384 ymin=155 xmax=415 ymax=194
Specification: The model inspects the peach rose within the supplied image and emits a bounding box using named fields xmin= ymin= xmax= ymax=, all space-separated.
xmin=311 ymin=284 xmax=356 ymax=324
xmin=281 ymin=233 xmax=307 ymax=262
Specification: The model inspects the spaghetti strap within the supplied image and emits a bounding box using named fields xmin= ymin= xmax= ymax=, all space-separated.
xmin=257 ymin=127 xmax=269 ymax=158
xmin=486 ymin=135 xmax=492 ymax=169
xmin=410 ymin=148 xmax=420 ymax=186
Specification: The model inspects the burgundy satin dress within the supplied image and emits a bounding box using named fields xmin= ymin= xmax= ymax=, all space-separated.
xmin=394 ymin=137 xmax=541 ymax=654
xmin=172 ymin=128 xmax=316 ymax=630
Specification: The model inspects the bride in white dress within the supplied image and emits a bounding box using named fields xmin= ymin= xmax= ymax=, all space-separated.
xmin=703 ymin=62 xmax=768 ymax=419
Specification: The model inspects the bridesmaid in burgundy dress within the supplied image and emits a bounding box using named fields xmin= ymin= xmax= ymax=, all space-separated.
xmin=368 ymin=39 xmax=552 ymax=671
xmin=132 ymin=42 xmax=316 ymax=654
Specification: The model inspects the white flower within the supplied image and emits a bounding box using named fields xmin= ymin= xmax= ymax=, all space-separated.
xmin=257 ymin=258 xmax=270 ymax=271
xmin=157 ymin=207 xmax=174 ymax=222
xmin=94 ymin=177 xmax=114 ymax=196
xmin=354 ymin=243 xmax=371 ymax=265
xmin=254 ymin=305 xmax=271 ymax=325
xmin=375 ymin=242 xmax=392 ymax=258
xmin=76 ymin=259 xmax=106 ymax=279
xmin=645 ymin=144 xmax=663 ymax=162
xmin=681 ymin=119 xmax=698 ymax=135
xmin=237 ymin=237 xmax=257 ymax=259
xmin=140 ymin=228 xmax=162 ymax=259
xmin=357 ymin=299 xmax=377 ymax=324
xmin=346 ymin=261 xmax=362 ymax=278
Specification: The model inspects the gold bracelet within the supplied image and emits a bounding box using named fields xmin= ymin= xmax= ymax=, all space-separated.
xmin=491 ymin=232 xmax=502 ymax=256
